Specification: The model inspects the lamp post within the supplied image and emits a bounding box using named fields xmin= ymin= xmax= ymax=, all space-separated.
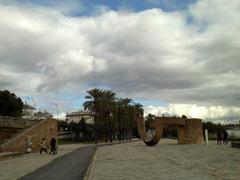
xmin=26 ymin=96 xmax=37 ymax=120
xmin=51 ymin=103 xmax=59 ymax=119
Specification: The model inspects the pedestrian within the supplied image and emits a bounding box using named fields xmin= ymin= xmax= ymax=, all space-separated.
xmin=217 ymin=132 xmax=223 ymax=145
xmin=25 ymin=137 xmax=32 ymax=154
xmin=49 ymin=137 xmax=57 ymax=155
xmin=223 ymin=130 xmax=229 ymax=145
xmin=40 ymin=138 xmax=48 ymax=154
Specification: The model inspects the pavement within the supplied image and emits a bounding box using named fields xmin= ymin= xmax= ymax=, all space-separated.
xmin=20 ymin=146 xmax=97 ymax=180
xmin=0 ymin=141 xmax=134 ymax=180
xmin=1 ymin=139 xmax=240 ymax=180
xmin=85 ymin=139 xmax=240 ymax=180
xmin=0 ymin=143 xmax=88 ymax=180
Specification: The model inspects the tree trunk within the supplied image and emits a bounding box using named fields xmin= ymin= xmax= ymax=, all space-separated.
xmin=118 ymin=106 xmax=121 ymax=141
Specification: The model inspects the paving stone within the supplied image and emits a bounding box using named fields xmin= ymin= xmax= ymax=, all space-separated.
xmin=86 ymin=139 xmax=240 ymax=180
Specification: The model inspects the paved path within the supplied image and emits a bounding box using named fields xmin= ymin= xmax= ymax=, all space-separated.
xmin=0 ymin=143 xmax=87 ymax=180
xmin=86 ymin=139 xmax=240 ymax=180
xmin=20 ymin=146 xmax=97 ymax=180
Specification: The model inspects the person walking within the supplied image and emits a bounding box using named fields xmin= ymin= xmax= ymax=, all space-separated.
xmin=49 ymin=137 xmax=57 ymax=155
xmin=40 ymin=138 xmax=48 ymax=154
xmin=217 ymin=132 xmax=223 ymax=145
xmin=223 ymin=130 xmax=229 ymax=145
xmin=25 ymin=137 xmax=32 ymax=154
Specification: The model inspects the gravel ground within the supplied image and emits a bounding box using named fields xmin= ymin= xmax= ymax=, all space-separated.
xmin=85 ymin=139 xmax=240 ymax=180
xmin=0 ymin=143 xmax=87 ymax=180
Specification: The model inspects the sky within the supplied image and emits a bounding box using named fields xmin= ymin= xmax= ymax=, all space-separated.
xmin=0 ymin=0 xmax=240 ymax=123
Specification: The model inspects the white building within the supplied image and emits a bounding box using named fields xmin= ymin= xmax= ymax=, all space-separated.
xmin=34 ymin=111 xmax=53 ymax=120
xmin=22 ymin=103 xmax=36 ymax=120
xmin=66 ymin=111 xmax=94 ymax=124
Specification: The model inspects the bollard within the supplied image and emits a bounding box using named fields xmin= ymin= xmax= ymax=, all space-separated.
xmin=205 ymin=129 xmax=209 ymax=146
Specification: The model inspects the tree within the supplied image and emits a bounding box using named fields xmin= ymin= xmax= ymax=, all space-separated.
xmin=83 ymin=88 xmax=144 ymax=143
xmin=145 ymin=113 xmax=155 ymax=130
xmin=101 ymin=90 xmax=116 ymax=142
xmin=202 ymin=121 xmax=224 ymax=134
xmin=0 ymin=90 xmax=23 ymax=117
xmin=122 ymin=98 xmax=132 ymax=140
xmin=83 ymin=88 xmax=104 ymax=144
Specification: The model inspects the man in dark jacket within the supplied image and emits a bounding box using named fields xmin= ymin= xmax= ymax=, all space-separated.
xmin=223 ymin=130 xmax=229 ymax=145
xmin=49 ymin=137 xmax=57 ymax=155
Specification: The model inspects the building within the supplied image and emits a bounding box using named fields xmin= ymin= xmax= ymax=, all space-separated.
xmin=22 ymin=103 xmax=36 ymax=120
xmin=66 ymin=111 xmax=94 ymax=124
xmin=34 ymin=111 xmax=53 ymax=120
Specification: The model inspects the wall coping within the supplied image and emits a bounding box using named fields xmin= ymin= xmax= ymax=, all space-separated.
xmin=0 ymin=116 xmax=40 ymax=128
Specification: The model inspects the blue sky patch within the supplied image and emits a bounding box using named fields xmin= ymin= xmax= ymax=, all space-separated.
xmin=17 ymin=0 xmax=197 ymax=16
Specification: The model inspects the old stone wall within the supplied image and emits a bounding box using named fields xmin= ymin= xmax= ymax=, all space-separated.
xmin=0 ymin=116 xmax=40 ymax=145
xmin=0 ymin=116 xmax=39 ymax=128
xmin=183 ymin=119 xmax=203 ymax=144
xmin=0 ymin=118 xmax=58 ymax=153
xmin=0 ymin=127 xmax=21 ymax=142
xmin=137 ymin=117 xmax=204 ymax=146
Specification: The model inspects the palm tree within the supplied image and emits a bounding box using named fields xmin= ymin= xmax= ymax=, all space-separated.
xmin=83 ymin=88 xmax=103 ymax=144
xmin=101 ymin=90 xmax=116 ymax=142
xmin=133 ymin=103 xmax=144 ymax=138
xmin=134 ymin=103 xmax=144 ymax=117
xmin=83 ymin=88 xmax=143 ymax=143
xmin=121 ymin=98 xmax=133 ymax=140
xmin=115 ymin=98 xmax=123 ymax=141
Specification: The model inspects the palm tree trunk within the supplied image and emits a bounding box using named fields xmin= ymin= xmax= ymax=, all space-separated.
xmin=107 ymin=110 xmax=113 ymax=142
xmin=118 ymin=105 xmax=121 ymax=141
xmin=104 ymin=112 xmax=108 ymax=143
xmin=94 ymin=105 xmax=98 ymax=144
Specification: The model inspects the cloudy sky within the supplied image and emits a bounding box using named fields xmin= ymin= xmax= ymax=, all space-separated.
xmin=0 ymin=0 xmax=240 ymax=123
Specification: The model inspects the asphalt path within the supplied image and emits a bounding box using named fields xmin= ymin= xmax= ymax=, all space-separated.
xmin=19 ymin=145 xmax=97 ymax=180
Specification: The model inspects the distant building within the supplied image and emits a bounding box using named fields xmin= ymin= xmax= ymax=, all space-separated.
xmin=22 ymin=103 xmax=36 ymax=120
xmin=34 ymin=111 xmax=53 ymax=120
xmin=66 ymin=111 xmax=94 ymax=124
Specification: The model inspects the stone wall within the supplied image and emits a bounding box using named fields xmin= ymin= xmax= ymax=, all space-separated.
xmin=183 ymin=119 xmax=203 ymax=144
xmin=0 ymin=116 xmax=40 ymax=144
xmin=0 ymin=118 xmax=58 ymax=153
xmin=0 ymin=116 xmax=39 ymax=128
xmin=137 ymin=117 xmax=204 ymax=146
xmin=0 ymin=127 xmax=21 ymax=142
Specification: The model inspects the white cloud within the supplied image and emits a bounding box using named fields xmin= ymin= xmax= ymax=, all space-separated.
xmin=0 ymin=0 xmax=240 ymax=123
xmin=144 ymin=104 xmax=240 ymax=124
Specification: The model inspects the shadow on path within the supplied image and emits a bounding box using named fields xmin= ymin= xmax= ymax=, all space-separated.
xmin=19 ymin=146 xmax=97 ymax=180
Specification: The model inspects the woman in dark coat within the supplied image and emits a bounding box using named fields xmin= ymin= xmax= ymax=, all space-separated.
xmin=49 ymin=137 xmax=57 ymax=155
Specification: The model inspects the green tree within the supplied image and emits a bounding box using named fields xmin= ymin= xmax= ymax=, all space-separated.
xmin=83 ymin=88 xmax=144 ymax=143
xmin=83 ymin=88 xmax=103 ymax=144
xmin=0 ymin=90 xmax=23 ymax=117
xmin=202 ymin=121 xmax=224 ymax=134
xmin=145 ymin=113 xmax=155 ymax=130
xmin=101 ymin=90 xmax=116 ymax=142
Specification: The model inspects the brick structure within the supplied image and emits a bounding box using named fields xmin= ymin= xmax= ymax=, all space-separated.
xmin=137 ymin=117 xmax=203 ymax=146
xmin=0 ymin=118 xmax=58 ymax=153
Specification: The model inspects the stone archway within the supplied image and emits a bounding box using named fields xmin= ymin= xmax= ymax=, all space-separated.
xmin=136 ymin=117 xmax=203 ymax=146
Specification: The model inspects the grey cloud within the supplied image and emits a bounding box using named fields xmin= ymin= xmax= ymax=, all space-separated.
xmin=0 ymin=0 xmax=240 ymax=123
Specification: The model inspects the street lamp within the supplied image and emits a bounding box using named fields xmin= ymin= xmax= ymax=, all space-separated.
xmin=51 ymin=103 xmax=59 ymax=119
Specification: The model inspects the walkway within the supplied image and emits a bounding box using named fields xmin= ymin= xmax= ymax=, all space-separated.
xmin=86 ymin=139 xmax=240 ymax=180
xmin=20 ymin=146 xmax=96 ymax=180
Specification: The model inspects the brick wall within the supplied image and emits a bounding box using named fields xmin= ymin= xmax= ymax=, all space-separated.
xmin=0 ymin=118 xmax=58 ymax=153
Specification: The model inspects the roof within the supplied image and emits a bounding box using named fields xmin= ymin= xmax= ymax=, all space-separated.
xmin=34 ymin=111 xmax=53 ymax=117
xmin=66 ymin=111 xmax=93 ymax=117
